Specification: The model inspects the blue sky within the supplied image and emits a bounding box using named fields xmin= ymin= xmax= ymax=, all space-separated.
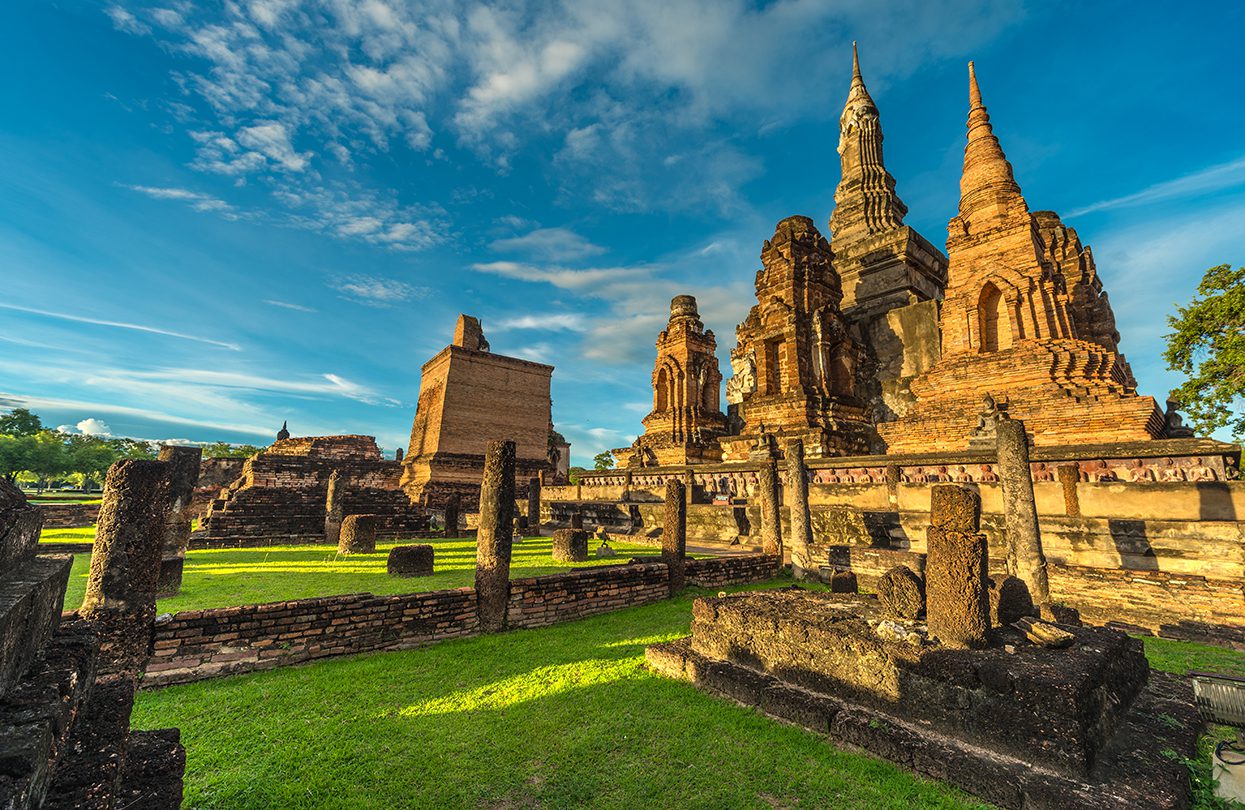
xmin=2 ymin=1 xmax=1243 ymax=464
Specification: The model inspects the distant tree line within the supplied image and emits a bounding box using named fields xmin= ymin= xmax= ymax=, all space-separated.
xmin=0 ymin=408 xmax=262 ymax=491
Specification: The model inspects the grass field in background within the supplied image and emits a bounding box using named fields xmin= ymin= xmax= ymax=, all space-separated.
xmin=58 ymin=535 xmax=677 ymax=614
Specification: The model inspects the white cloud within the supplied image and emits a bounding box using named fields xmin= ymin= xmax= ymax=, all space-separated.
xmin=491 ymin=227 xmax=606 ymax=261
xmin=1067 ymin=155 xmax=1245 ymax=218
xmin=331 ymin=274 xmax=431 ymax=307
xmin=264 ymin=299 xmax=317 ymax=313
xmin=494 ymin=313 xmax=587 ymax=332
xmin=0 ymin=302 xmax=241 ymax=351
xmin=106 ymin=5 xmax=149 ymax=35
xmin=76 ymin=418 xmax=114 ymax=436
xmin=125 ymin=184 xmax=236 ymax=216
xmin=236 ymin=121 xmax=310 ymax=172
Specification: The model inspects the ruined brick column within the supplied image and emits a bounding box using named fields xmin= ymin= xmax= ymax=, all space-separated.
xmin=662 ymin=480 xmax=687 ymax=595
xmin=475 ymin=440 xmax=515 ymax=633
xmin=756 ymin=460 xmax=782 ymax=557
xmin=155 ymin=445 xmax=201 ymax=597
xmin=339 ymin=514 xmax=378 ymax=554
xmin=925 ymin=485 xmax=990 ymax=649
xmin=80 ymin=459 xmax=172 ymax=674
xmin=443 ymin=496 xmax=460 ymax=538
xmin=526 ymin=477 xmax=541 ymax=536
xmin=1057 ymin=463 xmax=1081 ymax=518
xmin=683 ymin=469 xmax=695 ymax=505
xmin=785 ymin=439 xmax=813 ymax=580
xmin=996 ymin=419 xmax=1050 ymax=606
xmin=324 ymin=470 xmax=344 ymax=546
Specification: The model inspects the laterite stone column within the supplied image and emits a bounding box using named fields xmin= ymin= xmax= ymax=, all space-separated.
xmin=443 ymin=496 xmax=460 ymax=538
xmin=475 ymin=440 xmax=515 ymax=633
xmin=924 ymin=485 xmax=990 ymax=649
xmin=80 ymin=459 xmax=172 ymax=674
xmin=526 ymin=476 xmax=541 ymax=536
xmin=996 ymin=418 xmax=1050 ymax=606
xmin=156 ymin=445 xmax=201 ymax=598
xmin=324 ymin=470 xmax=344 ymax=546
xmin=785 ymin=439 xmax=813 ymax=580
xmin=662 ymin=480 xmax=687 ymax=595
xmin=756 ymin=459 xmax=782 ymax=557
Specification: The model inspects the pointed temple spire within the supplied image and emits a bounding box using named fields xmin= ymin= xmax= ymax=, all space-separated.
xmin=958 ymin=61 xmax=1025 ymax=230
xmin=829 ymin=42 xmax=907 ymax=244
xmin=276 ymin=420 xmax=290 ymax=441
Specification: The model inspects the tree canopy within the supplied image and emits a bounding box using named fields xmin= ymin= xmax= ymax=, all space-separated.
xmin=0 ymin=407 xmax=42 ymax=436
xmin=1164 ymin=263 xmax=1245 ymax=439
xmin=592 ymin=451 xmax=615 ymax=470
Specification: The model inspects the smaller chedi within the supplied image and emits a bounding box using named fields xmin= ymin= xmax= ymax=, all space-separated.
xmin=614 ymin=296 xmax=728 ymax=467
xmin=720 ymin=215 xmax=876 ymax=460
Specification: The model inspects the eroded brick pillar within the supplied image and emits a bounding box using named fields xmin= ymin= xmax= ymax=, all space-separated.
xmin=785 ymin=439 xmax=813 ymax=580
xmin=156 ymin=445 xmax=201 ymax=597
xmin=925 ymin=485 xmax=990 ymax=649
xmin=527 ymin=476 xmax=541 ymax=536
xmin=475 ymin=440 xmax=515 ymax=633
xmin=662 ymin=480 xmax=687 ymax=595
xmin=324 ymin=470 xmax=344 ymax=546
xmin=996 ymin=419 xmax=1050 ymax=605
xmin=756 ymin=460 xmax=782 ymax=557
xmin=80 ymin=459 xmax=172 ymax=674
xmin=1057 ymin=463 xmax=1081 ymax=518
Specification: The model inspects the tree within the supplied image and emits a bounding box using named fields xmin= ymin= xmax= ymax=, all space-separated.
xmin=1164 ymin=263 xmax=1245 ymax=439
xmin=0 ymin=435 xmax=34 ymax=482
xmin=65 ymin=434 xmax=118 ymax=490
xmin=25 ymin=431 xmax=68 ymax=491
xmin=0 ymin=407 xmax=43 ymax=436
xmin=567 ymin=466 xmax=587 ymax=485
xmin=592 ymin=451 xmax=615 ymax=470
xmin=199 ymin=441 xmax=263 ymax=459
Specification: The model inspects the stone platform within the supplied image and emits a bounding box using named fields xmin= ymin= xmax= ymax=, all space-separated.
xmin=647 ymin=589 xmax=1197 ymax=809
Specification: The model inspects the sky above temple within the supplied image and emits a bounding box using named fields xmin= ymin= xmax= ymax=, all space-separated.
xmin=2 ymin=1 xmax=1243 ymax=464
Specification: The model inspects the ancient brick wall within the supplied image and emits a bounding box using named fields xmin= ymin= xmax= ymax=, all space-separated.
xmin=145 ymin=588 xmax=480 ymax=686
xmin=190 ymin=457 xmax=247 ymax=519
xmin=36 ymin=502 xmax=100 ymax=528
xmin=505 ymin=563 xmax=669 ymax=628
xmin=686 ymin=554 xmax=781 ymax=587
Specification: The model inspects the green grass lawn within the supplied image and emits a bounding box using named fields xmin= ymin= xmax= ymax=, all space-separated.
xmin=57 ymin=536 xmax=675 ymax=615
xmin=133 ymin=579 xmax=991 ymax=810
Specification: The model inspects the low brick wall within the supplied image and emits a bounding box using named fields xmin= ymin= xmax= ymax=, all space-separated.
xmin=145 ymin=589 xmax=478 ymax=686
xmin=37 ymin=503 xmax=99 ymax=529
xmin=686 ymin=554 xmax=780 ymax=587
xmin=506 ymin=563 xmax=669 ymax=629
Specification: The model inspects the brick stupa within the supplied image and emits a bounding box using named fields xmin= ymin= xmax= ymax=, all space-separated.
xmin=878 ymin=63 xmax=1163 ymax=452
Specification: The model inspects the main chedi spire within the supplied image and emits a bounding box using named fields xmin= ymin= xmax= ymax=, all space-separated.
xmin=957 ymin=62 xmax=1026 ymax=232
xmin=876 ymin=61 xmax=1163 ymax=453
xmin=829 ymin=42 xmax=908 ymax=245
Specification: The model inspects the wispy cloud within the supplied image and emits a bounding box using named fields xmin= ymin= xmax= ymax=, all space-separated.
xmin=264 ymin=299 xmax=316 ymax=313
xmin=491 ymin=227 xmax=605 ymax=261
xmin=494 ymin=313 xmax=588 ymax=332
xmin=124 ymin=184 xmax=236 ymax=216
xmin=1067 ymin=155 xmax=1245 ymax=218
xmin=331 ymin=275 xmax=430 ymax=307
xmin=0 ymin=391 xmax=272 ymax=438
xmin=0 ymin=302 xmax=241 ymax=351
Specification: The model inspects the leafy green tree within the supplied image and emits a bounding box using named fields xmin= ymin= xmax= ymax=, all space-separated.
xmin=592 ymin=451 xmax=615 ymax=470
xmin=567 ymin=466 xmax=587 ymax=485
xmin=1164 ymin=263 xmax=1245 ymax=439
xmin=66 ymin=434 xmax=119 ymax=489
xmin=0 ymin=407 xmax=43 ymax=436
xmin=199 ymin=441 xmax=263 ymax=459
xmin=25 ymin=431 xmax=68 ymax=492
xmin=108 ymin=437 xmax=157 ymax=461
xmin=0 ymin=434 xmax=34 ymax=482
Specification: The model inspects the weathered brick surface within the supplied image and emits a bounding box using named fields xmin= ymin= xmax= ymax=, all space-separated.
xmin=685 ymin=554 xmax=780 ymax=587
xmin=506 ymin=564 xmax=669 ymax=629
xmin=34 ymin=503 xmax=100 ymax=529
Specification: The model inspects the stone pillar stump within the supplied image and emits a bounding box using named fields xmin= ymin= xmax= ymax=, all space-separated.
xmin=662 ymin=480 xmax=687 ymax=595
xmin=551 ymin=529 xmax=588 ymax=562
xmin=475 ymin=440 xmax=515 ymax=633
xmin=996 ymin=418 xmax=1050 ymax=605
xmin=756 ymin=460 xmax=782 ymax=557
xmin=785 ymin=439 xmax=813 ymax=580
xmin=924 ymin=485 xmax=990 ymax=649
xmin=338 ymin=514 xmax=378 ymax=554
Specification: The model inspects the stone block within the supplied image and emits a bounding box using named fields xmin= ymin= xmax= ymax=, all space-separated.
xmin=551 ymin=529 xmax=588 ymax=563
xmin=156 ymin=557 xmax=184 ymax=599
xmin=338 ymin=514 xmax=378 ymax=554
xmin=0 ymin=555 xmax=72 ymax=698
xmin=989 ymin=574 xmax=1035 ymax=626
xmin=929 ymin=484 xmax=980 ymax=531
xmin=878 ymin=565 xmax=924 ymax=619
xmin=828 ymin=570 xmax=857 ymax=593
xmin=925 ymin=525 xmax=990 ymax=649
xmin=388 ymin=545 xmax=434 ymax=578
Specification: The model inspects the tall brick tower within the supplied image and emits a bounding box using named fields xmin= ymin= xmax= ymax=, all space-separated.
xmin=877 ymin=63 xmax=1163 ymax=452
xmin=720 ymin=215 xmax=876 ymax=461
xmin=617 ymin=295 xmax=729 ymax=466
xmin=828 ymin=44 xmax=948 ymax=426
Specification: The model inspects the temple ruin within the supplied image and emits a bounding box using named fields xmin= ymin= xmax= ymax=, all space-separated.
xmin=401 ymin=314 xmax=564 ymax=507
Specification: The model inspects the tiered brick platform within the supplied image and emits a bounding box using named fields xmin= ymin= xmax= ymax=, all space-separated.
xmin=647 ymin=589 xmax=1198 ymax=809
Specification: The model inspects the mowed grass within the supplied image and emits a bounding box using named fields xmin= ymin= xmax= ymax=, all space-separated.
xmin=132 ymin=580 xmax=991 ymax=810
xmin=57 ymin=536 xmax=674 ymax=615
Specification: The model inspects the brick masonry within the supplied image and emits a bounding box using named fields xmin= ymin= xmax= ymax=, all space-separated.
xmin=36 ymin=502 xmax=100 ymax=529
xmin=143 ymin=554 xmax=777 ymax=685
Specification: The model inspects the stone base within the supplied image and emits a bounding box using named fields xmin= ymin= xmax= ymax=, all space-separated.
xmin=156 ymin=556 xmax=184 ymax=598
xmin=646 ymin=637 xmax=1196 ymax=809
xmin=387 ymin=545 xmax=434 ymax=577
xmin=551 ymin=529 xmax=589 ymax=563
